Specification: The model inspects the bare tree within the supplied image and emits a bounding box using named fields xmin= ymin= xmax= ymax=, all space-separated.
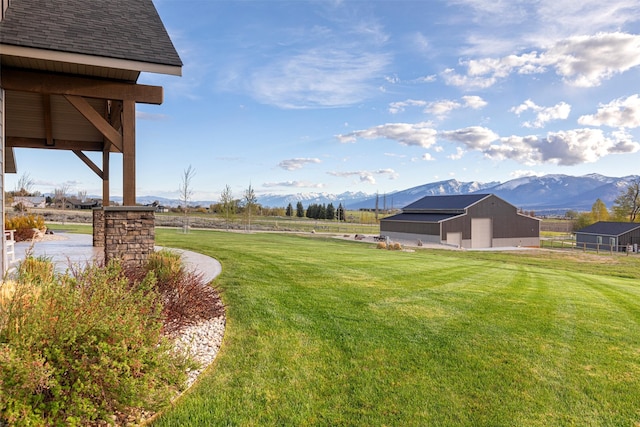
xmin=54 ymin=182 xmax=72 ymax=223
xmin=15 ymin=172 xmax=34 ymax=196
xmin=219 ymin=184 xmax=234 ymax=230
xmin=77 ymin=190 xmax=88 ymax=202
xmin=243 ymin=183 xmax=257 ymax=232
xmin=179 ymin=165 xmax=196 ymax=233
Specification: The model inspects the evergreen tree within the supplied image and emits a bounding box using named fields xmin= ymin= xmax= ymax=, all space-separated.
xmin=318 ymin=204 xmax=326 ymax=219
xmin=326 ymin=203 xmax=335 ymax=220
xmin=286 ymin=203 xmax=293 ymax=217
xmin=296 ymin=201 xmax=304 ymax=218
xmin=337 ymin=203 xmax=345 ymax=221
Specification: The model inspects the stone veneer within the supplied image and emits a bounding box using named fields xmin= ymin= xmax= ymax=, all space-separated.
xmin=92 ymin=208 xmax=105 ymax=247
xmin=102 ymin=207 xmax=155 ymax=267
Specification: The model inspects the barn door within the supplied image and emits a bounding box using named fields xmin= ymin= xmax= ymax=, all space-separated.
xmin=471 ymin=218 xmax=492 ymax=248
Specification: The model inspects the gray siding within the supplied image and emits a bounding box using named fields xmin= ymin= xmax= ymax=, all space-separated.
xmin=441 ymin=195 xmax=538 ymax=241
xmin=380 ymin=194 xmax=540 ymax=248
xmin=380 ymin=219 xmax=440 ymax=236
xmin=576 ymin=229 xmax=640 ymax=251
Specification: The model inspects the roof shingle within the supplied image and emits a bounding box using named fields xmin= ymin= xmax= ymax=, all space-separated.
xmin=402 ymin=194 xmax=490 ymax=211
xmin=0 ymin=0 xmax=182 ymax=67
xmin=576 ymin=221 xmax=640 ymax=236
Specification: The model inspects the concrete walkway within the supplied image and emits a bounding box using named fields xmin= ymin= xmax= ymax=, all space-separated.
xmin=11 ymin=233 xmax=222 ymax=283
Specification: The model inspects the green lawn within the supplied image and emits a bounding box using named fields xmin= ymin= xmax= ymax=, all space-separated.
xmin=50 ymin=225 xmax=640 ymax=425
xmin=135 ymin=229 xmax=640 ymax=426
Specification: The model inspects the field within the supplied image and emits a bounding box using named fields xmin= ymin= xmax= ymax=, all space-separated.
xmin=109 ymin=228 xmax=640 ymax=426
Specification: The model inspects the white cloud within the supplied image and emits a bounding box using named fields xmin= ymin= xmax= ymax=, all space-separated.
xmin=510 ymin=170 xmax=545 ymax=178
xmin=426 ymin=100 xmax=462 ymax=117
xmin=439 ymin=126 xmax=499 ymax=149
xmin=388 ymin=99 xmax=427 ymax=114
xmin=486 ymin=128 xmax=640 ymax=165
xmin=389 ymin=96 xmax=487 ymax=117
xmin=462 ymin=95 xmax=488 ymax=109
xmin=448 ymin=0 xmax=640 ymax=56
xmin=328 ymin=169 xmax=398 ymax=184
xmin=510 ymin=99 xmax=571 ymax=128
xmin=278 ymin=158 xmax=322 ymax=171
xmin=578 ymin=94 xmax=640 ymax=128
xmin=263 ymin=181 xmax=325 ymax=188
xmin=443 ymin=32 xmax=640 ymax=89
xmin=250 ymin=48 xmax=391 ymax=108
xmin=447 ymin=147 xmax=466 ymax=160
xmin=336 ymin=122 xmax=438 ymax=148
xmin=422 ymin=153 xmax=435 ymax=161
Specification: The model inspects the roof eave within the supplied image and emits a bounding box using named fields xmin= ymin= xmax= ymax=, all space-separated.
xmin=1 ymin=44 xmax=182 ymax=77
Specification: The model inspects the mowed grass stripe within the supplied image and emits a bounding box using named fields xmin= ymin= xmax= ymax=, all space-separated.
xmin=150 ymin=229 xmax=640 ymax=426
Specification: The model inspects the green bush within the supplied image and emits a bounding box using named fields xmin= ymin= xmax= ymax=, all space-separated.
xmin=0 ymin=258 xmax=192 ymax=426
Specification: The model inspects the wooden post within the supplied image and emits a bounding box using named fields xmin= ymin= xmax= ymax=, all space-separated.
xmin=102 ymin=146 xmax=110 ymax=206
xmin=122 ymin=100 xmax=136 ymax=206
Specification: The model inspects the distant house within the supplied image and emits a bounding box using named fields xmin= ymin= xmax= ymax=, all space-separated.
xmin=54 ymin=198 xmax=100 ymax=210
xmin=575 ymin=222 xmax=640 ymax=252
xmin=12 ymin=196 xmax=46 ymax=209
xmin=380 ymin=194 xmax=540 ymax=249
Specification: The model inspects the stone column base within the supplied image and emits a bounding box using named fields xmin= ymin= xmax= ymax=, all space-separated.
xmin=103 ymin=206 xmax=155 ymax=268
xmin=93 ymin=208 xmax=105 ymax=247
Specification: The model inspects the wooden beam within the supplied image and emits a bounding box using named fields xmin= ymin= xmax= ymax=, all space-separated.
xmin=42 ymin=94 xmax=54 ymax=146
xmin=122 ymin=100 xmax=136 ymax=206
xmin=73 ymin=150 xmax=103 ymax=179
xmin=64 ymin=95 xmax=123 ymax=152
xmin=7 ymin=136 xmax=105 ymax=151
xmin=1 ymin=68 xmax=163 ymax=104
xmin=103 ymin=147 xmax=110 ymax=206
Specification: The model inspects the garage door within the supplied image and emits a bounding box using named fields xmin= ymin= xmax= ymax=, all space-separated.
xmin=471 ymin=218 xmax=492 ymax=248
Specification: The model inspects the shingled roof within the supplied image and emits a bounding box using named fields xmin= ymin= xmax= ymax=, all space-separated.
xmin=0 ymin=0 xmax=182 ymax=77
xmin=576 ymin=221 xmax=640 ymax=236
xmin=402 ymin=194 xmax=490 ymax=212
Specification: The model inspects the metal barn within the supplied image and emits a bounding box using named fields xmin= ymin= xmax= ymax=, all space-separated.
xmin=575 ymin=222 xmax=640 ymax=252
xmin=380 ymin=194 xmax=540 ymax=249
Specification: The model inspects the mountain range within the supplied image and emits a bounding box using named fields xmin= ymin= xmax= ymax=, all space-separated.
xmin=113 ymin=173 xmax=638 ymax=214
xmin=256 ymin=173 xmax=638 ymax=214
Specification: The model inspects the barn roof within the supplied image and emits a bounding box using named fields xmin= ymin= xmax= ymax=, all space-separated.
xmin=576 ymin=221 xmax=640 ymax=237
xmin=402 ymin=194 xmax=490 ymax=211
xmin=0 ymin=0 xmax=182 ymax=79
xmin=380 ymin=212 xmax=462 ymax=223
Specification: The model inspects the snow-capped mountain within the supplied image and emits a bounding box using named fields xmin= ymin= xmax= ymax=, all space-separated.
xmin=483 ymin=174 xmax=638 ymax=212
xmin=256 ymin=191 xmax=370 ymax=209
xmin=114 ymin=173 xmax=637 ymax=213
xmin=347 ymin=179 xmax=500 ymax=210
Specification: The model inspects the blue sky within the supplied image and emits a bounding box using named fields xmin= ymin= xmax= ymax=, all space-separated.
xmin=8 ymin=0 xmax=640 ymax=202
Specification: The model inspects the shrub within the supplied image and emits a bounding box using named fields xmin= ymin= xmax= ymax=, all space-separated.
xmin=5 ymin=214 xmax=46 ymax=242
xmin=0 ymin=258 xmax=191 ymax=426
xmin=377 ymin=242 xmax=387 ymax=249
xmin=392 ymin=242 xmax=403 ymax=250
xmin=127 ymin=249 xmax=224 ymax=335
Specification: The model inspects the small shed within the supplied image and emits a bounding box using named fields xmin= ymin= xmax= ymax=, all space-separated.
xmin=575 ymin=222 xmax=640 ymax=252
xmin=380 ymin=194 xmax=540 ymax=249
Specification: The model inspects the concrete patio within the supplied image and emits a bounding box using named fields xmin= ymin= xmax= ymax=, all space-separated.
xmin=9 ymin=232 xmax=221 ymax=283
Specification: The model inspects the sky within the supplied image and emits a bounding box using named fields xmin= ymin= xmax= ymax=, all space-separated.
xmin=7 ymin=0 xmax=640 ymax=203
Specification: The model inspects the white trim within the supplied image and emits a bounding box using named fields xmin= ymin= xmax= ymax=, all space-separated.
xmin=1 ymin=44 xmax=182 ymax=76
